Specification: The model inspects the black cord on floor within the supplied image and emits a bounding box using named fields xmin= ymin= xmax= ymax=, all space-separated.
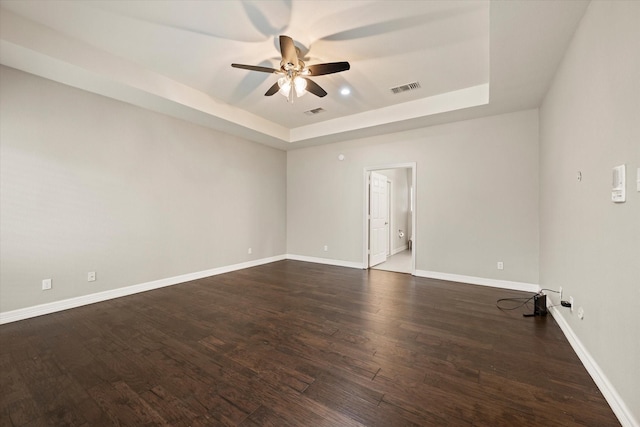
xmin=496 ymin=288 xmax=561 ymax=312
xmin=496 ymin=295 xmax=536 ymax=311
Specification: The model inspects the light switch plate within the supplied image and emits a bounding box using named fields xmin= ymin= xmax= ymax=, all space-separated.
xmin=612 ymin=164 xmax=625 ymax=202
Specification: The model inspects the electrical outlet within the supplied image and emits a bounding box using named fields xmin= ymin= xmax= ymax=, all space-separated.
xmin=577 ymin=307 xmax=584 ymax=320
xmin=42 ymin=278 xmax=52 ymax=290
xmin=324 ymin=245 xmax=328 ymax=252
xmin=569 ymin=296 xmax=574 ymax=313
xmin=88 ymin=272 xmax=96 ymax=282
xmin=248 ymin=247 xmax=252 ymax=255
xmin=497 ymin=261 xmax=504 ymax=270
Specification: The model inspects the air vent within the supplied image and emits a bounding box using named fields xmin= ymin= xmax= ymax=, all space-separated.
xmin=304 ymin=107 xmax=326 ymax=116
xmin=390 ymin=81 xmax=421 ymax=94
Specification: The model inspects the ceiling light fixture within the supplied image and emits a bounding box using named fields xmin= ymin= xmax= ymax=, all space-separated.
xmin=340 ymin=87 xmax=351 ymax=96
xmin=278 ymin=73 xmax=307 ymax=102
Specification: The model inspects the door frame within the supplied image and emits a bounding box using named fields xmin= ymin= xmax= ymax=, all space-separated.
xmin=386 ymin=177 xmax=393 ymax=257
xmin=363 ymin=162 xmax=416 ymax=274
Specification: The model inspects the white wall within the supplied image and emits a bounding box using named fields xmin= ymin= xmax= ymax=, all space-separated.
xmin=0 ymin=66 xmax=287 ymax=313
xmin=539 ymin=1 xmax=640 ymax=425
xmin=287 ymin=109 xmax=539 ymax=286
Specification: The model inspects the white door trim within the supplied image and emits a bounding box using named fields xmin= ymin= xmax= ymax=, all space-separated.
xmin=363 ymin=162 xmax=416 ymax=274
xmin=386 ymin=177 xmax=393 ymax=257
xmin=368 ymin=171 xmax=389 ymax=267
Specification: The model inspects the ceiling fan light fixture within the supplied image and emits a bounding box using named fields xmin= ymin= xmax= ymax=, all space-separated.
xmin=278 ymin=75 xmax=307 ymax=99
xmin=294 ymin=76 xmax=307 ymax=97
xmin=278 ymin=76 xmax=291 ymax=97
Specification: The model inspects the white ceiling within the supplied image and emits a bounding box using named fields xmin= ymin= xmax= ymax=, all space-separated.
xmin=0 ymin=0 xmax=589 ymax=150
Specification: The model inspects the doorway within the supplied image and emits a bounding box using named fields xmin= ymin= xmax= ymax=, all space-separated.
xmin=363 ymin=163 xmax=416 ymax=274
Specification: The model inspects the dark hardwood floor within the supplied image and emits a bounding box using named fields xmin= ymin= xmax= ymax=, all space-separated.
xmin=1 ymin=260 xmax=619 ymax=426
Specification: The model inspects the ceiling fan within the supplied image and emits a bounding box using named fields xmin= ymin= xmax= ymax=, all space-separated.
xmin=231 ymin=35 xmax=350 ymax=102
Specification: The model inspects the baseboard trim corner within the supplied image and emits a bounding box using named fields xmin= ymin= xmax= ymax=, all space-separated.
xmin=391 ymin=245 xmax=409 ymax=256
xmin=548 ymin=305 xmax=638 ymax=427
xmin=414 ymin=270 xmax=540 ymax=293
xmin=285 ymin=254 xmax=364 ymax=270
xmin=0 ymin=254 xmax=286 ymax=325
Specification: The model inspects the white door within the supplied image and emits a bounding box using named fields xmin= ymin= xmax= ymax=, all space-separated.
xmin=386 ymin=179 xmax=392 ymax=256
xmin=369 ymin=171 xmax=389 ymax=267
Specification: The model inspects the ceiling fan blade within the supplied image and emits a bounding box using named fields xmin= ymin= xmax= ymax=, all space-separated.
xmin=306 ymin=62 xmax=351 ymax=76
xmin=279 ymin=35 xmax=299 ymax=68
xmin=303 ymin=78 xmax=327 ymax=97
xmin=264 ymin=82 xmax=280 ymax=96
xmin=231 ymin=63 xmax=281 ymax=74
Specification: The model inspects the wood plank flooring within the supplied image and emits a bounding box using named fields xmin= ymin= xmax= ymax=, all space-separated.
xmin=0 ymin=260 xmax=620 ymax=426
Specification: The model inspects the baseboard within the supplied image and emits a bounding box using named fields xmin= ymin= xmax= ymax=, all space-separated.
xmin=414 ymin=269 xmax=540 ymax=293
xmin=285 ymin=254 xmax=364 ymax=270
xmin=391 ymin=245 xmax=409 ymax=256
xmin=548 ymin=305 xmax=638 ymax=427
xmin=0 ymin=254 xmax=286 ymax=325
